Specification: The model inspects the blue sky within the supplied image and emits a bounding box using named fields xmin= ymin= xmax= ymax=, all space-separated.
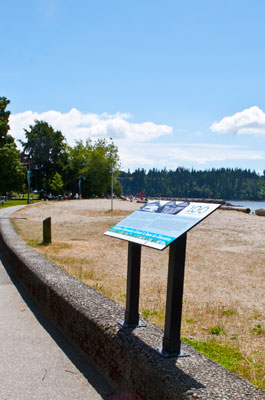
xmin=1 ymin=0 xmax=265 ymax=173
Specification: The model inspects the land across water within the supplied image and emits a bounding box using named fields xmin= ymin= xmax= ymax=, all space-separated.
xmin=226 ymin=200 xmax=265 ymax=210
xmin=11 ymin=199 xmax=265 ymax=389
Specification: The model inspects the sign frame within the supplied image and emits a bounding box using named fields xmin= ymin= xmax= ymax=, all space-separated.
xmin=105 ymin=200 xmax=221 ymax=357
xmin=105 ymin=200 xmax=220 ymax=251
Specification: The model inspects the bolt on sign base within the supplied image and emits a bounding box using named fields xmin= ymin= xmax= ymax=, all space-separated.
xmin=118 ymin=319 xmax=146 ymax=329
xmin=154 ymin=347 xmax=190 ymax=358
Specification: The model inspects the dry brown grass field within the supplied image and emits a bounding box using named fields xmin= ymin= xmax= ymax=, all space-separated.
xmin=12 ymin=199 xmax=265 ymax=388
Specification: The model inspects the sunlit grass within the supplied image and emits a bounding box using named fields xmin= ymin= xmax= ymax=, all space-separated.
xmin=1 ymin=199 xmax=39 ymax=208
xmin=182 ymin=338 xmax=265 ymax=390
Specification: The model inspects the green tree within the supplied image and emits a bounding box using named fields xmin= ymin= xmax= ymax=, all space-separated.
xmin=118 ymin=167 xmax=265 ymax=200
xmin=64 ymin=139 xmax=93 ymax=192
xmin=0 ymin=143 xmax=26 ymax=194
xmin=65 ymin=138 xmax=120 ymax=197
xmin=0 ymin=97 xmax=26 ymax=194
xmin=257 ymin=178 xmax=265 ymax=200
xmin=86 ymin=138 xmax=120 ymax=196
xmin=21 ymin=121 xmax=67 ymax=192
xmin=50 ymin=172 xmax=64 ymax=195
xmin=0 ymin=96 xmax=14 ymax=146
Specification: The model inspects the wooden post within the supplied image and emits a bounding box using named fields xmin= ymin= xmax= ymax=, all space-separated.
xmin=43 ymin=217 xmax=51 ymax=244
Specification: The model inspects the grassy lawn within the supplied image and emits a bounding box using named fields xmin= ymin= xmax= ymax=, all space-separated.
xmin=0 ymin=199 xmax=39 ymax=208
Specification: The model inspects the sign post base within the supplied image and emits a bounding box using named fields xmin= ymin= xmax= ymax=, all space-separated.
xmin=118 ymin=319 xmax=146 ymax=329
xmin=155 ymin=347 xmax=190 ymax=358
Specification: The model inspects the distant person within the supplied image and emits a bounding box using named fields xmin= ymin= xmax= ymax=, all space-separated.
xmin=156 ymin=201 xmax=190 ymax=215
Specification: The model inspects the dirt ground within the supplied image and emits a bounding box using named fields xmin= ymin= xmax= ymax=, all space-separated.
xmin=12 ymin=199 xmax=265 ymax=384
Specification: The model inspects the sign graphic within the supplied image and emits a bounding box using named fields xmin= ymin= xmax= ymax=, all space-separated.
xmin=104 ymin=200 xmax=220 ymax=250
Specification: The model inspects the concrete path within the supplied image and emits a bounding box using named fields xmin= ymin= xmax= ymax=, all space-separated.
xmin=0 ymin=246 xmax=117 ymax=400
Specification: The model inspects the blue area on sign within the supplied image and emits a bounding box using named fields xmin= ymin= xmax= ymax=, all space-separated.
xmin=105 ymin=201 xmax=220 ymax=250
xmin=109 ymin=225 xmax=175 ymax=246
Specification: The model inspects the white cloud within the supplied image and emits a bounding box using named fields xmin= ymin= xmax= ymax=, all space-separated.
xmin=9 ymin=108 xmax=172 ymax=145
xmin=118 ymin=142 xmax=264 ymax=170
xmin=9 ymin=108 xmax=265 ymax=171
xmin=210 ymin=106 xmax=265 ymax=136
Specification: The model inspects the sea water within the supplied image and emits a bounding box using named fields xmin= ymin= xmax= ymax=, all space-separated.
xmin=226 ymin=200 xmax=265 ymax=210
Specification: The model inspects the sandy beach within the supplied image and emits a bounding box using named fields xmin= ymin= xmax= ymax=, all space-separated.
xmin=12 ymin=199 xmax=265 ymax=312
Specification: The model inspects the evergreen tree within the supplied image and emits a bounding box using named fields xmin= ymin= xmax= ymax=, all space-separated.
xmin=118 ymin=167 xmax=265 ymax=200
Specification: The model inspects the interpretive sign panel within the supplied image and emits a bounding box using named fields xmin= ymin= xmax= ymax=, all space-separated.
xmin=104 ymin=200 xmax=220 ymax=250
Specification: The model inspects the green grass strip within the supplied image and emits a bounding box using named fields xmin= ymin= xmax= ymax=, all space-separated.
xmin=182 ymin=338 xmax=265 ymax=390
xmin=183 ymin=338 xmax=242 ymax=371
xmin=0 ymin=200 xmax=39 ymax=208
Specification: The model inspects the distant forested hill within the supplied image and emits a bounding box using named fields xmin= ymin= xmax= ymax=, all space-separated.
xmin=118 ymin=168 xmax=265 ymax=200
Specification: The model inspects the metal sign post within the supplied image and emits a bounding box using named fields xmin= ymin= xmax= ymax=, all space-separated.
xmin=78 ymin=178 xmax=82 ymax=199
xmin=156 ymin=232 xmax=189 ymax=357
xmin=105 ymin=200 xmax=220 ymax=355
xmin=27 ymin=170 xmax=31 ymax=204
xmin=111 ymin=165 xmax=114 ymax=211
xmin=118 ymin=242 xmax=146 ymax=328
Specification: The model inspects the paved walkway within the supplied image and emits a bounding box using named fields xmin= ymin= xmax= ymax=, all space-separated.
xmin=0 ymin=246 xmax=117 ymax=400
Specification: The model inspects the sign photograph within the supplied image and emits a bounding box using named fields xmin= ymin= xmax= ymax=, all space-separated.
xmin=104 ymin=200 xmax=220 ymax=250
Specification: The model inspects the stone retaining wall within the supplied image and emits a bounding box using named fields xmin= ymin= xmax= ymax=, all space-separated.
xmin=0 ymin=206 xmax=264 ymax=400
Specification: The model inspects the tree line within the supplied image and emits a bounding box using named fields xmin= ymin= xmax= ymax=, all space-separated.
xmin=118 ymin=168 xmax=265 ymax=200
xmin=1 ymin=95 xmax=265 ymax=201
xmin=0 ymin=96 xmax=121 ymax=198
